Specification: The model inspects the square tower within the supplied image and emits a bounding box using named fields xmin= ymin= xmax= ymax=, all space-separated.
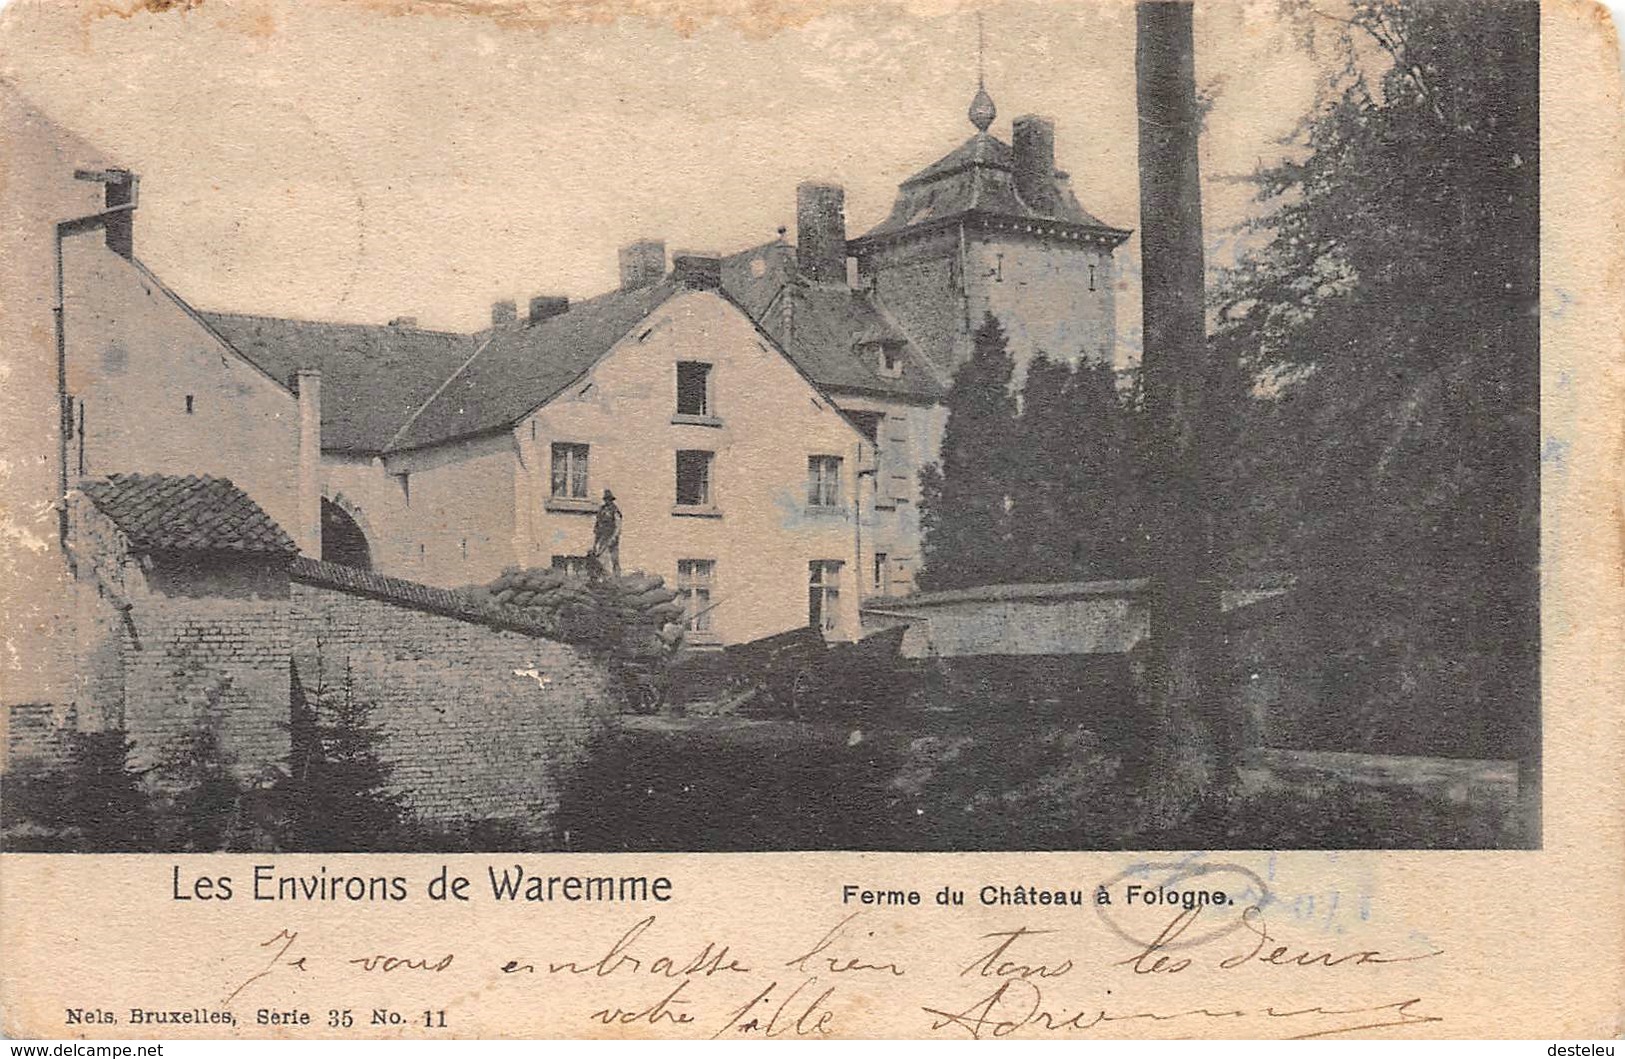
xmin=848 ymin=94 xmax=1131 ymax=388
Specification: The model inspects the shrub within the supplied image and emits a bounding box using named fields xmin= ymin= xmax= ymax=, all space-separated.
xmin=0 ymin=731 xmax=155 ymax=852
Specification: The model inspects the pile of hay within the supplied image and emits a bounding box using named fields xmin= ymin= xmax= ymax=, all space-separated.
xmin=472 ymin=567 xmax=687 ymax=654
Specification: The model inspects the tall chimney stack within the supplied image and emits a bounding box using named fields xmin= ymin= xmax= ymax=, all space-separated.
xmin=528 ymin=295 xmax=570 ymax=324
xmin=293 ymin=368 xmax=322 ymax=556
xmin=104 ymin=171 xmax=136 ymax=259
xmin=619 ymin=239 xmax=666 ymax=290
xmin=1013 ymin=115 xmax=1058 ymax=213
xmin=796 ymin=183 xmax=847 ymax=285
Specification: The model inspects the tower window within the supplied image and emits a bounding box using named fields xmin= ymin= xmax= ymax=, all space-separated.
xmin=1089 ymin=263 xmax=1097 ymax=292
xmin=184 ymin=394 xmax=194 ymax=414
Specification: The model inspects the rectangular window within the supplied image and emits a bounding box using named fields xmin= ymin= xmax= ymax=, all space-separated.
xmin=807 ymin=455 xmax=843 ymax=508
xmin=809 ymin=560 xmax=843 ymax=633
xmin=677 ymin=559 xmax=717 ymax=635
xmin=675 ymin=450 xmax=713 ymax=506
xmin=550 ymin=442 xmax=589 ymax=499
xmin=676 ymin=362 xmax=711 ymax=416
xmin=872 ymin=552 xmax=889 ymax=595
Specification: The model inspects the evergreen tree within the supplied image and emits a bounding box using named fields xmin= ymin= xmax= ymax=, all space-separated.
xmin=1010 ymin=353 xmax=1076 ymax=582
xmin=917 ymin=312 xmax=1019 ymax=591
xmin=0 ymin=731 xmax=156 ymax=852
xmin=282 ymin=663 xmax=405 ymax=851
xmin=155 ymin=704 xmax=245 ymax=852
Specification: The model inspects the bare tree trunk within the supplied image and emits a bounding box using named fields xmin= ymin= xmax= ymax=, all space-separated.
xmin=1134 ymin=0 xmax=1229 ymax=826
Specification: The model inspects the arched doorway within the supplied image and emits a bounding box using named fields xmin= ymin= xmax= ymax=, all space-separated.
xmin=321 ymin=497 xmax=372 ymax=570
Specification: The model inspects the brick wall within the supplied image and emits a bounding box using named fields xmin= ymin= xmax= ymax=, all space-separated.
xmin=289 ymin=558 xmax=614 ymax=834
xmin=122 ymin=594 xmax=292 ymax=778
xmin=5 ymin=704 xmax=75 ymax=768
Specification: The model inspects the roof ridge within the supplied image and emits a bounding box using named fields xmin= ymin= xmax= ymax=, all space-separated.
xmin=199 ymin=308 xmax=471 ymax=339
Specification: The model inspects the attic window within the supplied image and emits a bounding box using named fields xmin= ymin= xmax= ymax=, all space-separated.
xmin=878 ymin=346 xmax=903 ymax=379
xmin=676 ymin=362 xmax=712 ymax=417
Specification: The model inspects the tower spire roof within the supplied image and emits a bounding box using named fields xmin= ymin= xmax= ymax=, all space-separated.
xmin=968 ymin=11 xmax=996 ymax=132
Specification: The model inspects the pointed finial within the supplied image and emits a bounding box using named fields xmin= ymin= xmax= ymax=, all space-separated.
xmin=977 ymin=10 xmax=986 ymax=88
xmin=969 ymin=11 xmax=995 ymax=132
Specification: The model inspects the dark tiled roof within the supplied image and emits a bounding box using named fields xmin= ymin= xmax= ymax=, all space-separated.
xmin=720 ymin=243 xmax=947 ymax=401
xmin=202 ymin=313 xmax=480 ymax=454
xmin=389 ymin=280 xmax=681 ymax=452
xmin=79 ymin=474 xmax=297 ymax=556
xmin=852 ymin=132 xmax=1129 ymax=244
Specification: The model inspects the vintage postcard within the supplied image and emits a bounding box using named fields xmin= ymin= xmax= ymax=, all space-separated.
xmin=1 ymin=0 xmax=1621 ymax=1041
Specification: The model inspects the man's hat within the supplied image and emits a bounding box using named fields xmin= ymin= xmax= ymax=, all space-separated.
xmin=603 ymin=489 xmax=615 ymax=501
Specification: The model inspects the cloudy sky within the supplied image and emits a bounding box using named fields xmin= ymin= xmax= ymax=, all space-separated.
xmin=1 ymin=0 xmax=1331 ymax=342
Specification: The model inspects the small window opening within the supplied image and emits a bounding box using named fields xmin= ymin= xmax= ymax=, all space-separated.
xmin=675 ymin=450 xmax=714 ymax=506
xmin=676 ymin=362 xmax=712 ymax=416
xmin=184 ymin=394 xmax=194 ymax=414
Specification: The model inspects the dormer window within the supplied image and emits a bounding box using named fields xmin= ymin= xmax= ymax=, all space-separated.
xmin=878 ymin=345 xmax=903 ymax=379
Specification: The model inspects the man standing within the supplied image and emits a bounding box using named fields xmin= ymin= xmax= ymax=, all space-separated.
xmin=589 ymin=488 xmax=622 ymax=577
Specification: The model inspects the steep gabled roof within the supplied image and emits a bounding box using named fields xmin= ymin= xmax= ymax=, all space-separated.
xmin=202 ymin=313 xmax=480 ymax=453
xmin=79 ymin=474 xmax=297 ymax=556
xmin=852 ymin=131 xmax=1129 ymax=246
xmin=387 ymin=280 xmax=682 ymax=452
xmin=720 ymin=242 xmax=947 ymax=402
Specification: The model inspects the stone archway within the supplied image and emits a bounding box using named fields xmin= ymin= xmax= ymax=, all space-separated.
xmin=320 ymin=496 xmax=373 ymax=570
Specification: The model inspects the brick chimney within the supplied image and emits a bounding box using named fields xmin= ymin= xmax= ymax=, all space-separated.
xmin=491 ymin=299 xmax=517 ymax=326
xmin=619 ymin=239 xmax=666 ymax=290
xmin=1013 ymin=115 xmax=1058 ymax=214
xmin=528 ymin=295 xmax=570 ymax=324
xmin=671 ymin=254 xmax=722 ymax=291
xmin=103 ymin=171 xmax=136 ymax=259
xmin=796 ymin=182 xmax=847 ymax=285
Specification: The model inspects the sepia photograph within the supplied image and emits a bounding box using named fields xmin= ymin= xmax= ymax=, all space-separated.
xmin=1 ymin=0 xmax=1541 ymax=857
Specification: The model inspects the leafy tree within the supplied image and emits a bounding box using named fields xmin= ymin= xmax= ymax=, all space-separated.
xmin=917 ymin=312 xmax=1019 ymax=591
xmin=1214 ymin=0 xmax=1539 ymax=763
xmin=282 ymin=664 xmax=405 ymax=851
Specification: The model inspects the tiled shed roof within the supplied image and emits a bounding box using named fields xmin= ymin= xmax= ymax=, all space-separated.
xmin=202 ymin=313 xmax=481 ymax=454
xmin=79 ymin=474 xmax=297 ymax=555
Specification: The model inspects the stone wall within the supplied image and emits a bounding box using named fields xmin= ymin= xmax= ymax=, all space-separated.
xmin=289 ymin=558 xmax=614 ymax=833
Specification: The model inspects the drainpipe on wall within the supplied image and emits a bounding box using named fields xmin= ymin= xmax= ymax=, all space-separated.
xmin=54 ymin=169 xmax=139 ymax=551
xmin=854 ymin=438 xmax=876 ymax=627
xmin=294 ymin=368 xmax=323 ymax=556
